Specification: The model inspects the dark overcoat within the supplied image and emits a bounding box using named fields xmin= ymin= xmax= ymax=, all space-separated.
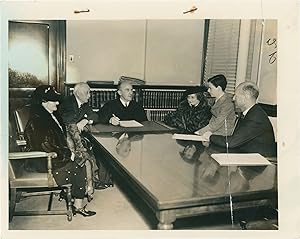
xmin=24 ymin=104 xmax=87 ymax=199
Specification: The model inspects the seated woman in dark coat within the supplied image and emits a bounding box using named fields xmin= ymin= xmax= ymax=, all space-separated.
xmin=164 ymin=86 xmax=211 ymax=133
xmin=24 ymin=85 xmax=96 ymax=217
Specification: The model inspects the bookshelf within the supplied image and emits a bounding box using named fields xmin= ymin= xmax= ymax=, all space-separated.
xmin=65 ymin=83 xmax=192 ymax=121
xmin=141 ymin=88 xmax=184 ymax=121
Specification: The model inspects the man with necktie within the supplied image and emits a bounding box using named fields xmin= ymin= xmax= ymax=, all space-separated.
xmin=203 ymin=81 xmax=276 ymax=157
xmin=59 ymin=82 xmax=99 ymax=129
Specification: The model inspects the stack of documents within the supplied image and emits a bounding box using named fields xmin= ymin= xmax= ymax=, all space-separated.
xmin=172 ymin=133 xmax=209 ymax=141
xmin=211 ymin=153 xmax=272 ymax=166
xmin=119 ymin=120 xmax=143 ymax=128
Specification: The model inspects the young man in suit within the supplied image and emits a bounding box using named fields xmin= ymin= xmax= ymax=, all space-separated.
xmin=97 ymin=80 xmax=147 ymax=125
xmin=195 ymin=74 xmax=236 ymax=136
xmin=204 ymin=81 xmax=276 ymax=157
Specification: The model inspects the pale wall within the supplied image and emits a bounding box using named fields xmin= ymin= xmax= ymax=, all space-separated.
xmin=66 ymin=19 xmax=204 ymax=85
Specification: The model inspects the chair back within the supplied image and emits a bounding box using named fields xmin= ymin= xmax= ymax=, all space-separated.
xmin=13 ymin=105 xmax=30 ymax=140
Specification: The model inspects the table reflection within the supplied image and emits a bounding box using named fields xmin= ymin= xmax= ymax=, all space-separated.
xmin=113 ymin=132 xmax=144 ymax=158
xmin=93 ymin=133 xmax=276 ymax=203
xmin=176 ymin=139 xmax=205 ymax=164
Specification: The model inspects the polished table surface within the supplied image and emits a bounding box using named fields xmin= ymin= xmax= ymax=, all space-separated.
xmin=89 ymin=121 xmax=277 ymax=229
xmin=89 ymin=121 xmax=176 ymax=133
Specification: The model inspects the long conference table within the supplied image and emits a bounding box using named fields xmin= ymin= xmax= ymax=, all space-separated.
xmin=88 ymin=121 xmax=277 ymax=230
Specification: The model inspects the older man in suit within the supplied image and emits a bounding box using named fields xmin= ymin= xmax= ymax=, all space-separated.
xmin=59 ymin=82 xmax=110 ymax=190
xmin=59 ymin=82 xmax=99 ymax=130
xmin=205 ymin=81 xmax=276 ymax=157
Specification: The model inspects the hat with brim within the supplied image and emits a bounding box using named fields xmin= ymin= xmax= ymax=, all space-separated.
xmin=184 ymin=85 xmax=207 ymax=97
xmin=31 ymin=85 xmax=62 ymax=103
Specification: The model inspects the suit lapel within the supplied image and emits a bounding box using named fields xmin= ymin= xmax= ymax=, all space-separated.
xmin=234 ymin=105 xmax=258 ymax=132
xmin=211 ymin=94 xmax=225 ymax=116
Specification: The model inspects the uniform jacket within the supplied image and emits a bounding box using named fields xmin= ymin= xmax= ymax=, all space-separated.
xmin=59 ymin=95 xmax=99 ymax=125
xmin=98 ymin=99 xmax=147 ymax=124
xmin=210 ymin=104 xmax=276 ymax=157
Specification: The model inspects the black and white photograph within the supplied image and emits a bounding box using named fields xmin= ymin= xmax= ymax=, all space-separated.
xmin=1 ymin=0 xmax=299 ymax=238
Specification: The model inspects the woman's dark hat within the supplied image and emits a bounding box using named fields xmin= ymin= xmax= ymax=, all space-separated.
xmin=31 ymin=85 xmax=62 ymax=103
xmin=184 ymin=85 xmax=208 ymax=97
xmin=185 ymin=86 xmax=207 ymax=95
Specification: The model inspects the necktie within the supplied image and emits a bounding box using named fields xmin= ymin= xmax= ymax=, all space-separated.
xmin=231 ymin=114 xmax=243 ymax=135
xmin=78 ymin=104 xmax=83 ymax=113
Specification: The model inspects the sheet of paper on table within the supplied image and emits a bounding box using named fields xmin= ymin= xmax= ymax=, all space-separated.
xmin=172 ymin=133 xmax=209 ymax=141
xmin=211 ymin=153 xmax=272 ymax=166
xmin=119 ymin=120 xmax=143 ymax=128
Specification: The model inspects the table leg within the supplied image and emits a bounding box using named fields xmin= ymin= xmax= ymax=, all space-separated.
xmin=156 ymin=210 xmax=176 ymax=230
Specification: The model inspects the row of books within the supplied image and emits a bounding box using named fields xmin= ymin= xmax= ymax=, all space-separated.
xmin=146 ymin=109 xmax=176 ymax=121
xmin=89 ymin=90 xmax=117 ymax=108
xmin=77 ymin=88 xmax=185 ymax=110
xmin=71 ymin=89 xmax=137 ymax=108
xmin=141 ymin=90 xmax=185 ymax=109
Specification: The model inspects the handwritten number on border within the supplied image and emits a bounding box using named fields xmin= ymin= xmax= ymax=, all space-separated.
xmin=266 ymin=38 xmax=277 ymax=65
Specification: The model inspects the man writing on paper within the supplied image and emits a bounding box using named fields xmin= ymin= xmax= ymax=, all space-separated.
xmin=203 ymin=81 xmax=276 ymax=157
xmin=98 ymin=80 xmax=147 ymax=125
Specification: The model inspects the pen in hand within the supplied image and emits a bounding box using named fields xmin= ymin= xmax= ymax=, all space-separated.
xmin=110 ymin=114 xmax=120 ymax=126
xmin=112 ymin=114 xmax=120 ymax=120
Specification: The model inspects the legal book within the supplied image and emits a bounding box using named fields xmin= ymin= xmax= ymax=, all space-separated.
xmin=211 ymin=153 xmax=272 ymax=166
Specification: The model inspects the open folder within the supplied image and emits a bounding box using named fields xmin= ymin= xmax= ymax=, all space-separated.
xmin=119 ymin=120 xmax=143 ymax=128
xmin=211 ymin=153 xmax=272 ymax=166
xmin=172 ymin=133 xmax=209 ymax=141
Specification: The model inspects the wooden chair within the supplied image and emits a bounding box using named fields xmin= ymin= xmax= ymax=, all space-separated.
xmin=9 ymin=106 xmax=73 ymax=222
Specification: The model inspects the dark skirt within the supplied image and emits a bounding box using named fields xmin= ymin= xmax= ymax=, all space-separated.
xmin=25 ymin=159 xmax=87 ymax=199
xmin=53 ymin=161 xmax=87 ymax=199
